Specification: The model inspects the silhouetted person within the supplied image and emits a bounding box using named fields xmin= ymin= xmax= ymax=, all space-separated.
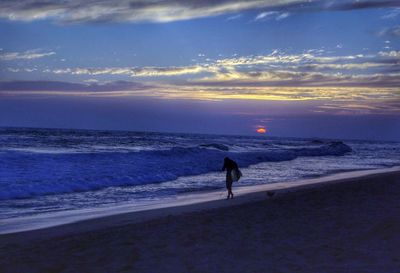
xmin=222 ymin=157 xmax=239 ymax=199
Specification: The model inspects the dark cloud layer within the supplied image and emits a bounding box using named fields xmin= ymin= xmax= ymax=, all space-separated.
xmin=0 ymin=80 xmax=148 ymax=92
xmin=333 ymin=0 xmax=400 ymax=10
xmin=0 ymin=0 xmax=399 ymax=23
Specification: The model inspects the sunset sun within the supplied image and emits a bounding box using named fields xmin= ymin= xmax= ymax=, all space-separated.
xmin=256 ymin=127 xmax=267 ymax=134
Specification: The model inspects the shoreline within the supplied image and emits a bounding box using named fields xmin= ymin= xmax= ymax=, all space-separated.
xmin=1 ymin=166 xmax=399 ymax=237
xmin=1 ymin=166 xmax=400 ymax=272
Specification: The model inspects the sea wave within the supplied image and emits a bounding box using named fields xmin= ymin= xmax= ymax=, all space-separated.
xmin=0 ymin=142 xmax=352 ymax=200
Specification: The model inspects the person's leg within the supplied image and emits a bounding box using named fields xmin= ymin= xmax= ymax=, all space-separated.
xmin=226 ymin=179 xmax=230 ymax=199
xmin=228 ymin=188 xmax=233 ymax=199
xmin=227 ymin=181 xmax=233 ymax=199
xmin=226 ymin=173 xmax=230 ymax=199
xmin=226 ymin=172 xmax=233 ymax=199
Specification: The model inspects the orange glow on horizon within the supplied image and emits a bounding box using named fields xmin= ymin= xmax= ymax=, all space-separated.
xmin=256 ymin=127 xmax=267 ymax=134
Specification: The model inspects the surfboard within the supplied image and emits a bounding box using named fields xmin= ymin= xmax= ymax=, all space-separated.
xmin=231 ymin=169 xmax=242 ymax=182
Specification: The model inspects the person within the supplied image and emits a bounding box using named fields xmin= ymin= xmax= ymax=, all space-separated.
xmin=222 ymin=157 xmax=239 ymax=199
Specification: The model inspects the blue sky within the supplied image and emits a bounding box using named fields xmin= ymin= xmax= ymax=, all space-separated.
xmin=0 ymin=0 xmax=399 ymax=140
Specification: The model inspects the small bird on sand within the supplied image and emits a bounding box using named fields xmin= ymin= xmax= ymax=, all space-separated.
xmin=267 ymin=191 xmax=275 ymax=198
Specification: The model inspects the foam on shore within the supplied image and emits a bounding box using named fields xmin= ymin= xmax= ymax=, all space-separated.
xmin=1 ymin=166 xmax=399 ymax=235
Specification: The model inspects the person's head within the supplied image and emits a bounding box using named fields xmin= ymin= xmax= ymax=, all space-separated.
xmin=224 ymin=157 xmax=230 ymax=163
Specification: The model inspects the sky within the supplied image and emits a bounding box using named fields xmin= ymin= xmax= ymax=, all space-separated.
xmin=0 ymin=0 xmax=399 ymax=141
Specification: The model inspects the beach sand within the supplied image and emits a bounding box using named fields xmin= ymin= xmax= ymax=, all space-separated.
xmin=1 ymin=170 xmax=400 ymax=273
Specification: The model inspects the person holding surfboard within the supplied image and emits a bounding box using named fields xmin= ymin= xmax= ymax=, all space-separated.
xmin=222 ymin=157 xmax=242 ymax=199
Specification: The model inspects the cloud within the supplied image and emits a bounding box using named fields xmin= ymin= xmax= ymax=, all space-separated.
xmin=381 ymin=8 xmax=400 ymax=19
xmin=0 ymin=0 xmax=300 ymax=23
xmin=0 ymin=80 xmax=148 ymax=92
xmin=213 ymin=51 xmax=370 ymax=67
xmin=254 ymin=11 xmax=289 ymax=21
xmin=188 ymin=50 xmax=400 ymax=88
xmin=6 ymin=67 xmax=39 ymax=73
xmin=293 ymin=62 xmax=392 ymax=71
xmin=378 ymin=50 xmax=400 ymax=57
xmin=0 ymin=0 xmax=399 ymax=24
xmin=255 ymin=11 xmax=277 ymax=21
xmin=191 ymin=70 xmax=400 ymax=88
xmin=84 ymin=79 xmax=99 ymax=83
xmin=28 ymin=49 xmax=399 ymax=90
xmin=7 ymin=68 xmax=20 ymax=72
xmin=317 ymin=100 xmax=400 ymax=115
xmin=276 ymin=12 xmax=290 ymax=20
xmin=0 ymin=49 xmax=55 ymax=61
xmin=1 ymin=80 xmax=398 ymax=115
xmin=379 ymin=26 xmax=400 ymax=37
xmin=47 ymin=65 xmax=210 ymax=77
xmin=226 ymin=14 xmax=242 ymax=21
xmin=330 ymin=0 xmax=400 ymax=11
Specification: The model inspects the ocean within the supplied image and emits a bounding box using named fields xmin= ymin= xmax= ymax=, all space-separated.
xmin=1 ymin=127 xmax=399 ymax=222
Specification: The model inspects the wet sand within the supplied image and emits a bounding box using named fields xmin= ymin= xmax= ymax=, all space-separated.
xmin=1 ymin=169 xmax=400 ymax=273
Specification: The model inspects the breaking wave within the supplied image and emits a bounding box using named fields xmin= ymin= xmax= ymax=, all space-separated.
xmin=0 ymin=141 xmax=352 ymax=200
